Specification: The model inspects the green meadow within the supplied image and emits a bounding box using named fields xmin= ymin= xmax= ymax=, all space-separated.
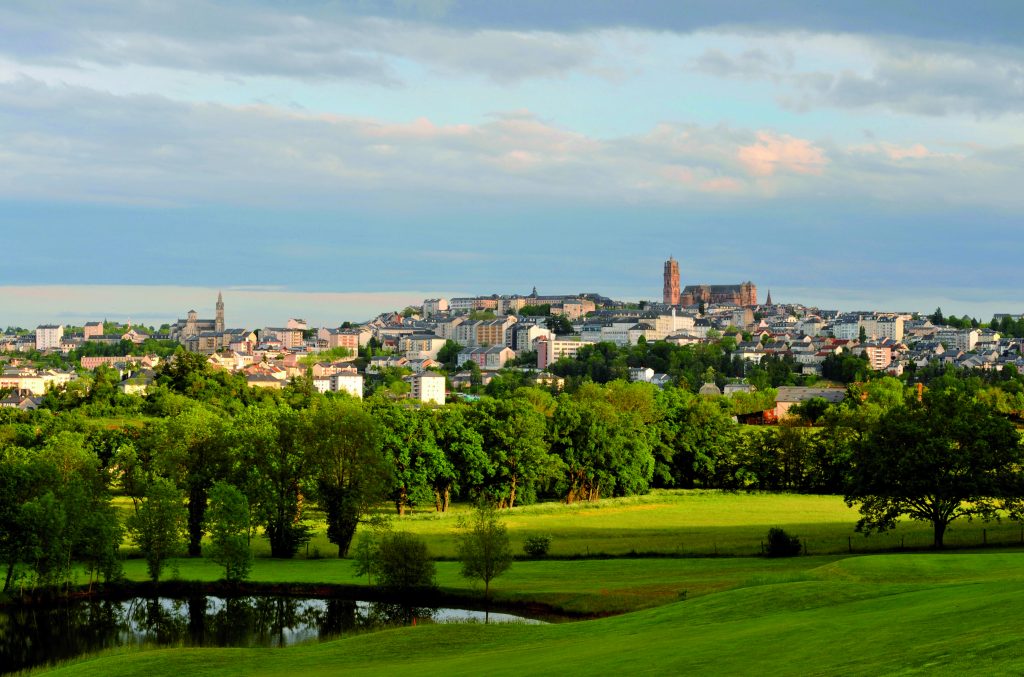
xmin=38 ymin=490 xmax=1024 ymax=675
xmin=112 ymin=489 xmax=1024 ymax=560
xmin=44 ymin=552 xmax=1024 ymax=676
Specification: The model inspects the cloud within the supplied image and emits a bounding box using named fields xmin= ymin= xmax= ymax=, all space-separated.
xmin=692 ymin=47 xmax=792 ymax=81
xmin=738 ymin=132 xmax=827 ymax=177
xmin=1 ymin=77 xmax=1021 ymax=213
xmin=692 ymin=34 xmax=1024 ymax=118
xmin=0 ymin=2 xmax=596 ymax=84
xmin=791 ymin=47 xmax=1024 ymax=117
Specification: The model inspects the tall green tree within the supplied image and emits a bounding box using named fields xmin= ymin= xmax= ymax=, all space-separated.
xmin=846 ymin=388 xmax=1023 ymax=547
xmin=368 ymin=398 xmax=443 ymax=515
xmin=429 ymin=406 xmax=488 ymax=511
xmin=231 ymin=404 xmax=312 ymax=558
xmin=127 ymin=477 xmax=186 ymax=581
xmin=204 ymin=481 xmax=252 ymax=582
xmin=456 ymin=503 xmax=512 ymax=600
xmin=305 ymin=398 xmax=388 ymax=556
xmin=474 ymin=397 xmax=555 ymax=508
xmin=147 ymin=405 xmax=228 ymax=556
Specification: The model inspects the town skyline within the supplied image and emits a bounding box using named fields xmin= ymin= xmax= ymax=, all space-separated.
xmin=1 ymin=279 xmax=1019 ymax=330
xmin=1 ymin=277 xmax=1019 ymax=330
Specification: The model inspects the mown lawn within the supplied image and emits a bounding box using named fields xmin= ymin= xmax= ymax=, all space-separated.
xmin=45 ymin=551 xmax=1024 ymax=676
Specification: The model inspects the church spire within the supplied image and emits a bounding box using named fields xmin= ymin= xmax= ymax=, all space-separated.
xmin=215 ymin=291 xmax=225 ymax=333
xmin=766 ymin=289 xmax=773 ymax=306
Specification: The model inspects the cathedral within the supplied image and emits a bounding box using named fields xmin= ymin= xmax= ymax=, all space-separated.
xmin=169 ymin=292 xmax=225 ymax=343
xmin=662 ymin=257 xmax=757 ymax=307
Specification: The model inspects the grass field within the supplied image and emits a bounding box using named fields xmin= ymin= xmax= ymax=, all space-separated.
xmin=115 ymin=489 xmax=1024 ymax=561
xmin=45 ymin=552 xmax=1024 ymax=675
xmin=33 ymin=491 xmax=1024 ymax=674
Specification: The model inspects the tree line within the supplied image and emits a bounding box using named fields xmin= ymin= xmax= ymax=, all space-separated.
xmin=4 ymin=351 xmax=1024 ymax=592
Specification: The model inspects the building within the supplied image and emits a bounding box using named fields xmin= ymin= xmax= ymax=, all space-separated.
xmin=774 ymin=386 xmax=846 ymax=419
xmin=169 ymin=292 xmax=225 ymax=343
xmin=410 ymin=372 xmax=446 ymax=405
xmin=83 ymin=322 xmax=104 ymax=340
xmin=861 ymin=343 xmax=894 ymax=371
xmin=35 ymin=325 xmax=64 ymax=351
xmin=400 ymin=333 xmax=447 ymax=360
xmin=680 ymin=282 xmax=757 ymax=307
xmin=458 ymin=345 xmax=516 ymax=370
xmin=536 ymin=336 xmax=594 ymax=369
xmin=422 ymin=298 xmax=450 ymax=317
xmin=663 ymin=257 xmax=680 ymax=305
xmin=330 ymin=371 xmax=364 ymax=399
xmin=261 ymin=326 xmax=304 ymax=350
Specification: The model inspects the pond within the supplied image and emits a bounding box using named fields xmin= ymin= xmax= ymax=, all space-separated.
xmin=1 ymin=594 xmax=545 ymax=673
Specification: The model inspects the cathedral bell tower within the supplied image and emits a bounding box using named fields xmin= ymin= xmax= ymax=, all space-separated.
xmin=215 ymin=291 xmax=225 ymax=333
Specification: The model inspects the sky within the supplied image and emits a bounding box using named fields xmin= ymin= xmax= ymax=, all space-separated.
xmin=1 ymin=1 xmax=1022 ymax=327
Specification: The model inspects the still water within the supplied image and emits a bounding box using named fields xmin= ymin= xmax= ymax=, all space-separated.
xmin=1 ymin=595 xmax=543 ymax=673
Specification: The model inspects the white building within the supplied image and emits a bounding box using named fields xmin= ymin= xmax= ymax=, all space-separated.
xmin=422 ymin=298 xmax=450 ymax=317
xmin=330 ymin=372 xmax=364 ymax=399
xmin=410 ymin=372 xmax=446 ymax=405
xmin=35 ymin=324 xmax=64 ymax=351
xmin=863 ymin=314 xmax=905 ymax=342
xmin=536 ymin=336 xmax=595 ymax=369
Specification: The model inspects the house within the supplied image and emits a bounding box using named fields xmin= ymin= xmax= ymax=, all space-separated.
xmin=118 ymin=370 xmax=156 ymax=396
xmin=774 ymin=386 xmax=846 ymax=419
xmin=0 ymin=393 xmax=40 ymax=410
xmin=457 ymin=345 xmax=515 ymax=371
xmin=246 ymin=374 xmax=285 ymax=389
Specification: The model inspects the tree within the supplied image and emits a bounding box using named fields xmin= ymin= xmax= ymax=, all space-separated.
xmin=456 ymin=503 xmax=512 ymax=600
xmin=306 ymin=398 xmax=388 ymax=556
xmin=429 ymin=406 xmax=488 ymax=511
xmin=545 ymin=314 xmax=574 ymax=335
xmin=436 ymin=340 xmax=464 ymax=371
xmin=127 ymin=478 xmax=186 ymax=581
xmin=204 ymin=481 xmax=252 ymax=582
xmin=372 ymin=531 xmax=436 ymax=594
xmin=368 ymin=398 xmax=443 ymax=515
xmin=474 ymin=397 xmax=555 ymax=508
xmin=146 ymin=405 xmax=228 ymax=556
xmin=845 ymin=388 xmax=1023 ymax=548
xmin=231 ymin=404 xmax=312 ymax=558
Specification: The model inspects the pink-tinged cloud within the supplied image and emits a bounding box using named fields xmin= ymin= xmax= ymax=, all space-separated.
xmin=738 ymin=132 xmax=827 ymax=177
xmin=885 ymin=143 xmax=931 ymax=160
xmin=699 ymin=176 xmax=743 ymax=193
xmin=360 ymin=116 xmax=474 ymax=140
xmin=660 ymin=165 xmax=695 ymax=184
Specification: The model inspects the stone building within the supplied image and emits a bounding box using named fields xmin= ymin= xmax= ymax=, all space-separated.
xmin=680 ymin=282 xmax=757 ymax=307
xmin=663 ymin=257 xmax=680 ymax=305
xmin=169 ymin=292 xmax=225 ymax=343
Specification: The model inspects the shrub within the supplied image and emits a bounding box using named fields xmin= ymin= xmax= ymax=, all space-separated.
xmin=523 ymin=535 xmax=552 ymax=558
xmin=765 ymin=527 xmax=802 ymax=557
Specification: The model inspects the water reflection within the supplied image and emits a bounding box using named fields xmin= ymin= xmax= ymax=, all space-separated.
xmin=0 ymin=595 xmax=542 ymax=673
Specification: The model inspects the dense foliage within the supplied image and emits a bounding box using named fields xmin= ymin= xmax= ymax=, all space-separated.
xmin=3 ymin=337 xmax=1024 ymax=590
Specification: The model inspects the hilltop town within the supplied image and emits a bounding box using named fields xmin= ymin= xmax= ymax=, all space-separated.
xmin=3 ymin=258 xmax=1023 ymax=412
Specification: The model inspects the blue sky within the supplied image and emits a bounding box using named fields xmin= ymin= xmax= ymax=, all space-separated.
xmin=1 ymin=1 xmax=1022 ymax=326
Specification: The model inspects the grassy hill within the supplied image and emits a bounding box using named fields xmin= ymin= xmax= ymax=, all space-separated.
xmin=45 ymin=552 xmax=1024 ymax=675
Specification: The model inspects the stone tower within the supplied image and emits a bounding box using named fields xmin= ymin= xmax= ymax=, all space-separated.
xmin=663 ymin=257 xmax=680 ymax=306
xmin=215 ymin=291 xmax=225 ymax=333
